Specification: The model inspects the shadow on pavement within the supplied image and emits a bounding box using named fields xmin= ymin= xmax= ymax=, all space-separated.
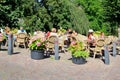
xmin=13 ymin=52 xmax=21 ymax=54
xmin=0 ymin=49 xmax=8 ymax=51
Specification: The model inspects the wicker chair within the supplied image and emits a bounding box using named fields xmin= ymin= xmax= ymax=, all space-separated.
xmin=59 ymin=35 xmax=67 ymax=53
xmin=16 ymin=33 xmax=27 ymax=48
xmin=104 ymin=36 xmax=113 ymax=51
xmin=46 ymin=35 xmax=58 ymax=53
xmin=92 ymin=39 xmax=105 ymax=59
xmin=83 ymin=40 xmax=90 ymax=51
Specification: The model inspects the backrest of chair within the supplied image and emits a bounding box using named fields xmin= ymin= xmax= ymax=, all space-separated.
xmin=17 ymin=33 xmax=27 ymax=43
xmin=96 ymin=39 xmax=105 ymax=47
xmin=59 ymin=35 xmax=66 ymax=46
xmin=47 ymin=35 xmax=58 ymax=48
xmin=83 ymin=40 xmax=89 ymax=48
xmin=17 ymin=33 xmax=27 ymax=39
xmin=104 ymin=37 xmax=111 ymax=45
xmin=48 ymin=35 xmax=57 ymax=43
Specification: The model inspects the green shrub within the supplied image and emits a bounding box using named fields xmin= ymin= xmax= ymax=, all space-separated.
xmin=68 ymin=42 xmax=89 ymax=58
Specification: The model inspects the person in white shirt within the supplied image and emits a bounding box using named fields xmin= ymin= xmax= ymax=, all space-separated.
xmin=17 ymin=26 xmax=26 ymax=34
xmin=33 ymin=29 xmax=37 ymax=35
xmin=87 ymin=29 xmax=96 ymax=47
xmin=0 ymin=28 xmax=4 ymax=33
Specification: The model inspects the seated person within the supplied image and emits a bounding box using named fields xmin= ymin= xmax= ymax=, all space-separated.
xmin=70 ymin=37 xmax=77 ymax=46
xmin=64 ymin=28 xmax=72 ymax=35
xmin=17 ymin=26 xmax=26 ymax=34
xmin=87 ymin=29 xmax=96 ymax=47
xmin=4 ymin=26 xmax=10 ymax=37
xmin=0 ymin=28 xmax=4 ymax=33
xmin=0 ymin=31 xmax=3 ymax=42
xmin=33 ymin=29 xmax=37 ymax=35
xmin=72 ymin=30 xmax=78 ymax=36
xmin=99 ymin=32 xmax=105 ymax=40
xmin=64 ymin=31 xmax=73 ymax=47
xmin=0 ymin=31 xmax=3 ymax=48
xmin=50 ymin=28 xmax=58 ymax=37
xmin=33 ymin=29 xmax=41 ymax=36
xmin=16 ymin=26 xmax=27 ymax=43
xmin=36 ymin=31 xmax=45 ymax=38
xmin=45 ymin=31 xmax=50 ymax=38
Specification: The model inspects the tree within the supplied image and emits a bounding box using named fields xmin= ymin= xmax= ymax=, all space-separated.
xmin=0 ymin=0 xmax=89 ymax=34
xmin=103 ymin=0 xmax=120 ymax=35
xmin=42 ymin=0 xmax=89 ymax=34
xmin=68 ymin=0 xmax=89 ymax=34
xmin=75 ymin=0 xmax=107 ymax=32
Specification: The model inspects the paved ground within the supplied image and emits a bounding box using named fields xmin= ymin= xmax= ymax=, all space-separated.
xmin=0 ymin=46 xmax=120 ymax=80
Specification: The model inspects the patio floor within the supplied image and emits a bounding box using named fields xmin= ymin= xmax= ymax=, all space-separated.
xmin=0 ymin=46 xmax=120 ymax=80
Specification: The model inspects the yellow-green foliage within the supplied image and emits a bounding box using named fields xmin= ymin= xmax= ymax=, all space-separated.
xmin=94 ymin=31 xmax=101 ymax=36
xmin=57 ymin=27 xmax=66 ymax=34
xmin=11 ymin=28 xmax=18 ymax=34
xmin=2 ymin=34 xmax=6 ymax=40
xmin=68 ymin=41 xmax=89 ymax=58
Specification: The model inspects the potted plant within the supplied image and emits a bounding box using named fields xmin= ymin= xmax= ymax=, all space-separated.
xmin=29 ymin=36 xmax=47 ymax=60
xmin=68 ymin=42 xmax=89 ymax=64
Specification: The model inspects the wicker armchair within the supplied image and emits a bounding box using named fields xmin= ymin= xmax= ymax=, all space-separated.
xmin=46 ymin=35 xmax=58 ymax=53
xmin=92 ymin=39 xmax=105 ymax=59
xmin=59 ymin=35 xmax=67 ymax=53
xmin=16 ymin=33 xmax=28 ymax=48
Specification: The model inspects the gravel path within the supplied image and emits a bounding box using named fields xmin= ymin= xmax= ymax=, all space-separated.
xmin=0 ymin=47 xmax=120 ymax=80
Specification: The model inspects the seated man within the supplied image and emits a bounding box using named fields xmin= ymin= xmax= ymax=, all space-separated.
xmin=17 ymin=26 xmax=27 ymax=34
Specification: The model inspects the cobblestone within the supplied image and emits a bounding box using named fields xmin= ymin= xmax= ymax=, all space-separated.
xmin=0 ymin=47 xmax=120 ymax=80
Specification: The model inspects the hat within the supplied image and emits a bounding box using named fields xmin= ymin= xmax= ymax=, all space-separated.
xmin=88 ymin=29 xmax=93 ymax=32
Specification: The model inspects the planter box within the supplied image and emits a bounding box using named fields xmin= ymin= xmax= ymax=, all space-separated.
xmin=31 ymin=50 xmax=44 ymax=60
xmin=72 ymin=56 xmax=87 ymax=64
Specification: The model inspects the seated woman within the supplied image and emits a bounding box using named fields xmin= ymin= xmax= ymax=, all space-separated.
xmin=0 ymin=31 xmax=3 ymax=48
xmin=99 ymin=32 xmax=105 ymax=40
xmin=0 ymin=31 xmax=3 ymax=41
xmin=70 ymin=37 xmax=77 ymax=46
xmin=87 ymin=30 xmax=96 ymax=47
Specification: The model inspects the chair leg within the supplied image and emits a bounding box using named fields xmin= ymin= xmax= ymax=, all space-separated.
xmin=100 ymin=51 xmax=103 ymax=59
xmin=24 ymin=43 xmax=26 ymax=48
xmin=93 ymin=52 xmax=96 ymax=59
xmin=13 ymin=40 xmax=15 ymax=47
xmin=17 ymin=43 xmax=19 ymax=48
xmin=5 ymin=40 xmax=8 ymax=47
xmin=62 ymin=47 xmax=66 ymax=53
xmin=63 ymin=49 xmax=66 ymax=54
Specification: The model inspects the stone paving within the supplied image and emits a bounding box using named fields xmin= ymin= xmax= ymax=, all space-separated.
xmin=0 ymin=46 xmax=120 ymax=80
